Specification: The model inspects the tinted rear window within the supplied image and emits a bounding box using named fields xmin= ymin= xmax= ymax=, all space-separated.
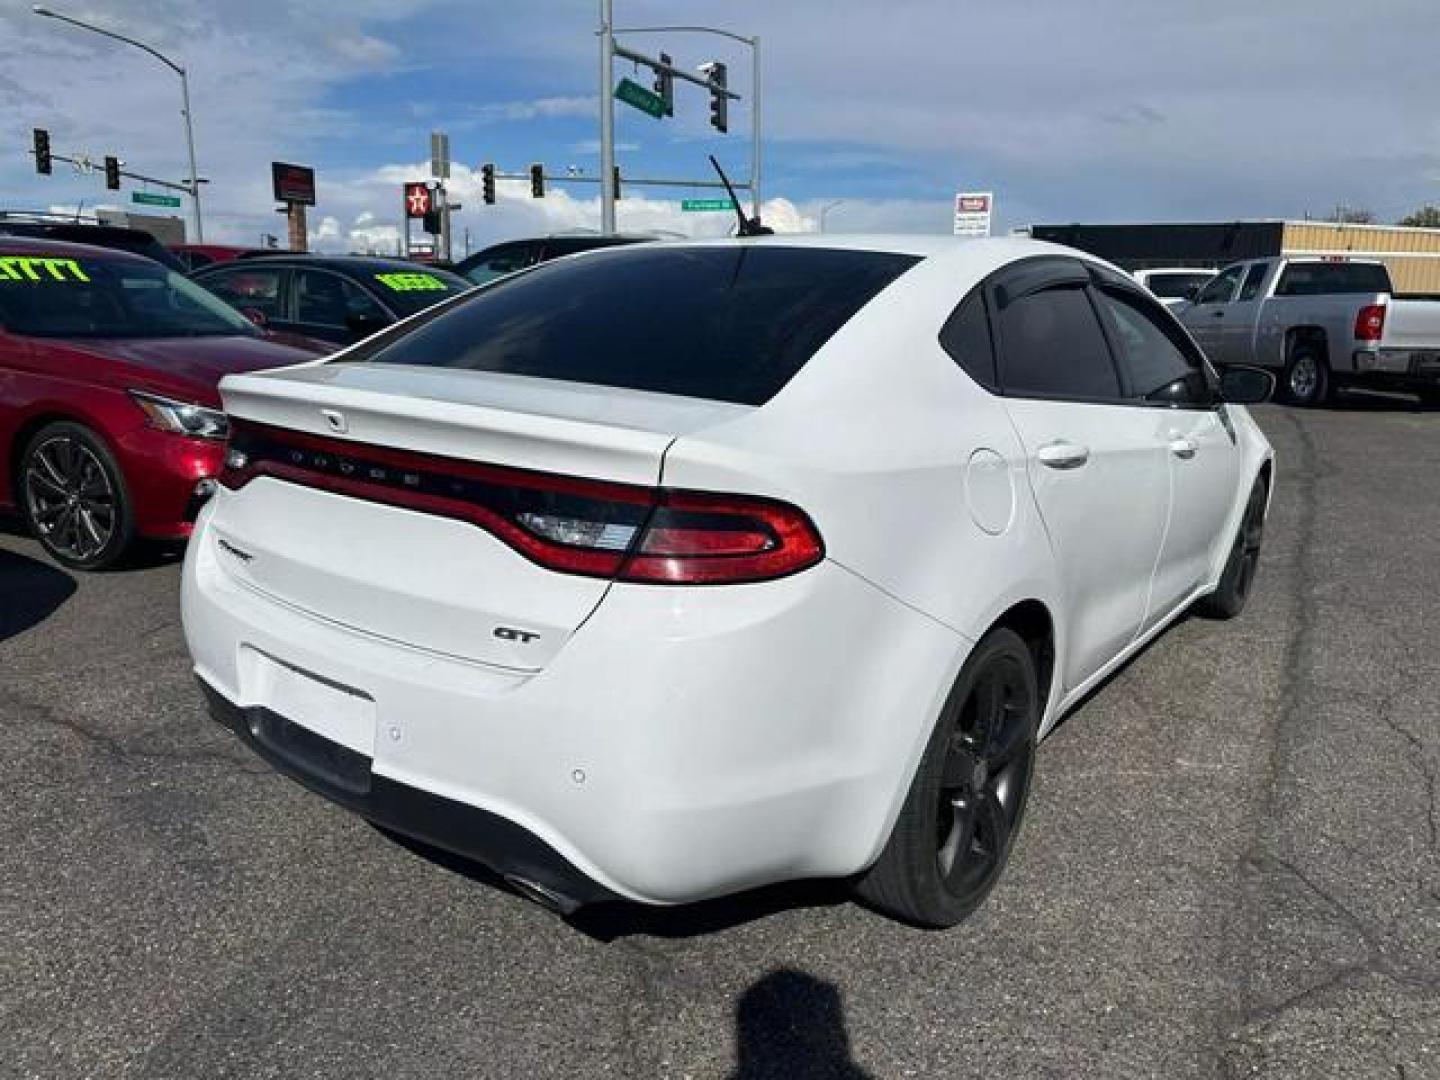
xmin=1146 ymin=271 xmax=1213 ymax=299
xmin=349 ymin=246 xmax=920 ymax=405
xmin=1275 ymin=262 xmax=1391 ymax=296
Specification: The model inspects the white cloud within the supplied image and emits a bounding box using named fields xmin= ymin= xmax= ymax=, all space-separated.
xmin=467 ymin=96 xmax=597 ymax=124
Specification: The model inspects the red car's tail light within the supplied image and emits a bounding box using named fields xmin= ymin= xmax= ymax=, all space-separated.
xmin=220 ymin=420 xmax=823 ymax=585
xmin=1354 ymin=303 xmax=1386 ymax=342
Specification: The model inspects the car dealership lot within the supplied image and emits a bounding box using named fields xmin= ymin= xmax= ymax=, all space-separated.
xmin=2 ymin=403 xmax=1437 ymax=1078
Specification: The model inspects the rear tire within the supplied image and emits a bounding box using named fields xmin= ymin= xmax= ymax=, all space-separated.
xmin=855 ymin=627 xmax=1039 ymax=928
xmin=1197 ymin=477 xmax=1267 ymax=620
xmin=19 ymin=421 xmax=134 ymax=571
xmin=1281 ymin=344 xmax=1330 ymax=407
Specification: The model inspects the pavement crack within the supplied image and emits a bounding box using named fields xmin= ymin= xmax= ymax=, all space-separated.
xmin=1 ymin=685 xmax=268 ymax=775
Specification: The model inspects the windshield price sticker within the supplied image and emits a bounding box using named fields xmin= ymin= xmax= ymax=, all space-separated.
xmin=0 ymin=257 xmax=91 ymax=283
xmin=375 ymin=272 xmax=448 ymax=292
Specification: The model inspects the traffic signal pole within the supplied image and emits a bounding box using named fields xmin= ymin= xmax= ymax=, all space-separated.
xmin=603 ymin=19 xmax=760 ymax=231
xmin=598 ymin=0 xmax=617 ymax=235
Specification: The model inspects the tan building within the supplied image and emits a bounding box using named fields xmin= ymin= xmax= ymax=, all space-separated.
xmin=1030 ymin=221 xmax=1440 ymax=295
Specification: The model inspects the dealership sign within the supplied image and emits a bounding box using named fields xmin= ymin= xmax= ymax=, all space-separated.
xmin=271 ymin=162 xmax=316 ymax=206
xmin=953 ymin=192 xmax=993 ymax=238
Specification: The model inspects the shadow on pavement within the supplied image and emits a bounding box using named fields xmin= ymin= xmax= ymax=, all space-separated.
xmin=0 ymin=545 xmax=76 ymax=642
xmin=727 ymin=969 xmax=873 ymax=1079
xmin=1327 ymin=388 xmax=1439 ymax=412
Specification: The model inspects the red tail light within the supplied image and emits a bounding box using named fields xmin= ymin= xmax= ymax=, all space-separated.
xmin=220 ymin=420 xmax=823 ymax=585
xmin=1354 ymin=303 xmax=1386 ymax=342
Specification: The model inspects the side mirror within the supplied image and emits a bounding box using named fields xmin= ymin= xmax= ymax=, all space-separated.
xmin=1219 ymin=366 xmax=1273 ymax=404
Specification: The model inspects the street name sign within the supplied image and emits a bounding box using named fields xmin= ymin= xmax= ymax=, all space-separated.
xmin=681 ymin=198 xmax=737 ymax=212
xmin=132 ymin=191 xmax=181 ymax=208
xmin=616 ymin=77 xmax=666 ymax=119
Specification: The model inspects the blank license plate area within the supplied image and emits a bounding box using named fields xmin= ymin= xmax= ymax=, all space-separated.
xmin=238 ymin=646 xmax=376 ymax=758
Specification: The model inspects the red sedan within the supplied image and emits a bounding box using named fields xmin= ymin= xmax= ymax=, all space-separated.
xmin=0 ymin=238 xmax=324 ymax=569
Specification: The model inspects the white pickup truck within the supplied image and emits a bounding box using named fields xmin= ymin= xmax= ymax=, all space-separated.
xmin=1176 ymin=256 xmax=1440 ymax=406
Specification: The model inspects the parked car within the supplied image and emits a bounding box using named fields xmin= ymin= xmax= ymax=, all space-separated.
xmin=0 ymin=238 xmax=325 ymax=569
xmin=170 ymin=244 xmax=285 ymax=272
xmin=192 ymin=255 xmax=471 ymax=347
xmin=184 ymin=236 xmax=1274 ymax=927
xmin=1132 ymin=266 xmax=1215 ymax=308
xmin=454 ymin=233 xmax=652 ymax=286
xmin=0 ymin=217 xmax=186 ymax=272
xmin=1177 ymin=256 xmax=1440 ymax=405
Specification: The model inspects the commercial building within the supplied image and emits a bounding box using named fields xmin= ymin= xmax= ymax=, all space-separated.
xmin=1028 ymin=221 xmax=1440 ymax=295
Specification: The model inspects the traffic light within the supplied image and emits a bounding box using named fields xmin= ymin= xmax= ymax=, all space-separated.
xmin=529 ymin=163 xmax=544 ymax=198
xmin=32 ymin=128 xmax=51 ymax=175
xmin=481 ymin=163 xmax=495 ymax=205
xmin=103 ymin=155 xmax=121 ymax=191
xmin=653 ymin=52 xmax=674 ymax=116
xmin=701 ymin=61 xmax=727 ymax=133
xmin=613 ymin=165 xmax=621 ymax=201
xmin=422 ymin=207 xmax=441 ymax=235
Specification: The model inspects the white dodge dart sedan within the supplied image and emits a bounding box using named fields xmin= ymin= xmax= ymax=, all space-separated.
xmin=183 ymin=236 xmax=1274 ymax=928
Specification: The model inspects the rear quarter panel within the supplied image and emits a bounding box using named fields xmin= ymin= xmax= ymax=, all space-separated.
xmin=658 ymin=256 xmax=1065 ymax=704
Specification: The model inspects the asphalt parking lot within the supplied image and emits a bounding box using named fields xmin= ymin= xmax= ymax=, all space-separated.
xmin=2 ymin=401 xmax=1438 ymax=1079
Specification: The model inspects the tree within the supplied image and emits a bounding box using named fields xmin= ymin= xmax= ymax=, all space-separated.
xmin=1398 ymin=205 xmax=1440 ymax=229
xmin=1322 ymin=205 xmax=1376 ymax=224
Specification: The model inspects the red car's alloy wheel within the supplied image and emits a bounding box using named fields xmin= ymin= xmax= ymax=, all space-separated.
xmin=22 ymin=427 xmax=126 ymax=568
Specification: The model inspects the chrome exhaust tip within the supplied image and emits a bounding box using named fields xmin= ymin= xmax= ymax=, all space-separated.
xmin=503 ymin=873 xmax=583 ymax=916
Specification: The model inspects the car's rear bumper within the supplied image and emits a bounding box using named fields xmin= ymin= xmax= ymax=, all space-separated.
xmin=1352 ymin=348 xmax=1440 ymax=383
xmin=182 ymin=496 xmax=968 ymax=906
xmin=198 ymin=679 xmax=618 ymax=912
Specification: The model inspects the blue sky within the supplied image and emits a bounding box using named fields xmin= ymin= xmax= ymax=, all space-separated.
xmin=2 ymin=1 xmax=1438 ymax=251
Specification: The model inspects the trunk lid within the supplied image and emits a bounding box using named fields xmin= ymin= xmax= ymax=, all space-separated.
xmin=211 ymin=363 xmax=749 ymax=670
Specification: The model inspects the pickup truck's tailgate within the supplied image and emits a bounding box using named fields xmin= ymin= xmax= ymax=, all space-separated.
xmin=1383 ymin=298 xmax=1440 ymax=352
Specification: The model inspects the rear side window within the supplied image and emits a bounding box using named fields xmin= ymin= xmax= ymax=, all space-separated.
xmin=1275 ymin=262 xmax=1392 ymax=296
xmin=354 ymin=247 xmax=920 ymax=406
xmin=939 ymin=289 xmax=996 ymax=390
xmin=996 ymin=285 xmax=1119 ymax=401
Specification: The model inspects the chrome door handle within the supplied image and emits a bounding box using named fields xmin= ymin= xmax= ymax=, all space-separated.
xmin=1169 ymin=436 xmax=1198 ymax=459
xmin=1037 ymin=441 xmax=1090 ymax=470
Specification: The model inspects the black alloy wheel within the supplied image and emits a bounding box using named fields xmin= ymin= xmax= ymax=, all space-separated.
xmin=1197 ymin=477 xmax=1267 ymax=619
xmin=857 ymin=627 xmax=1039 ymax=928
xmin=21 ymin=422 xmax=133 ymax=570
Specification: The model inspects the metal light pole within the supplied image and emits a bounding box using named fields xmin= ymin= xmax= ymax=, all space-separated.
xmin=819 ymin=200 xmax=844 ymax=233
xmin=33 ymin=4 xmax=204 ymax=241
xmin=598 ymin=0 xmax=617 ymax=235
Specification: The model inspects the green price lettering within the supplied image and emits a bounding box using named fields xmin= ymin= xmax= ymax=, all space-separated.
xmin=0 ymin=257 xmax=90 ymax=283
xmin=375 ymin=272 xmax=447 ymax=292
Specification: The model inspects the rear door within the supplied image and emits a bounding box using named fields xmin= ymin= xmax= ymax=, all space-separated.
xmin=1093 ymin=284 xmax=1240 ymax=619
xmin=989 ymin=257 xmax=1170 ymax=693
xmin=291 ymin=267 xmax=393 ymax=344
xmin=1181 ymin=262 xmax=1245 ymax=361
